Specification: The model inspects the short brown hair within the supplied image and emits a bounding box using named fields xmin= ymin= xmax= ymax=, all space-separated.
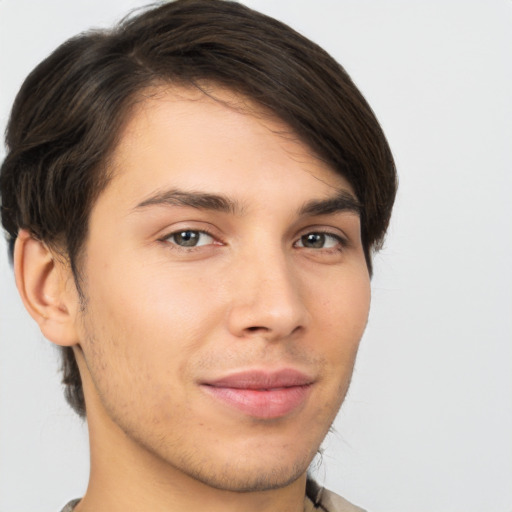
xmin=0 ymin=0 xmax=397 ymax=417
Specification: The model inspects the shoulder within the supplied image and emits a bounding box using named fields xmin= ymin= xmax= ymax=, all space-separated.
xmin=306 ymin=479 xmax=366 ymax=512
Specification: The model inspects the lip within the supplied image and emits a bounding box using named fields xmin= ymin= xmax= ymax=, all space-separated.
xmin=200 ymin=369 xmax=314 ymax=419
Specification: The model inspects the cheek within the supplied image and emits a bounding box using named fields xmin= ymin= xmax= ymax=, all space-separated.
xmin=85 ymin=253 xmax=222 ymax=338
xmin=312 ymin=268 xmax=371 ymax=369
xmin=77 ymin=256 xmax=228 ymax=404
xmin=317 ymin=267 xmax=371 ymax=333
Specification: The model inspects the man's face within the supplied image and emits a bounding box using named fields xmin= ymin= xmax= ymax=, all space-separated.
xmin=73 ymin=87 xmax=371 ymax=491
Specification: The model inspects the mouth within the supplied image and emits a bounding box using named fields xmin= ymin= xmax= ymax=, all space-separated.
xmin=200 ymin=369 xmax=314 ymax=419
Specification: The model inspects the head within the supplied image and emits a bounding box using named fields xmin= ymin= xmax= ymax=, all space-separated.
xmin=1 ymin=0 xmax=396 ymax=493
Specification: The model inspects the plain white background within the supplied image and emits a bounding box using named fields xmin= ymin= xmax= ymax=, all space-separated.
xmin=1 ymin=1 xmax=511 ymax=511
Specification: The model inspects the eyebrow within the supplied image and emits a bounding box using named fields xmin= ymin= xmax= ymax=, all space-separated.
xmin=133 ymin=189 xmax=242 ymax=215
xmin=298 ymin=191 xmax=361 ymax=217
xmin=132 ymin=188 xmax=361 ymax=217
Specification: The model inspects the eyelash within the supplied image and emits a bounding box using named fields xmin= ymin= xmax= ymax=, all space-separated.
xmin=159 ymin=228 xmax=219 ymax=250
xmin=294 ymin=230 xmax=348 ymax=253
xmin=159 ymin=228 xmax=348 ymax=253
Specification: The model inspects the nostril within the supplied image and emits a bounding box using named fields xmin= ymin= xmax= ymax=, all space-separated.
xmin=246 ymin=326 xmax=268 ymax=332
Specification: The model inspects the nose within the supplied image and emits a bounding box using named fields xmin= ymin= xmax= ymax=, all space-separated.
xmin=226 ymin=248 xmax=309 ymax=341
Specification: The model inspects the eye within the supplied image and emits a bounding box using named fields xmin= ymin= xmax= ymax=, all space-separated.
xmin=295 ymin=232 xmax=344 ymax=250
xmin=164 ymin=230 xmax=215 ymax=247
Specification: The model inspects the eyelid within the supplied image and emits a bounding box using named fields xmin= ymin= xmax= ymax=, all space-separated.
xmin=294 ymin=227 xmax=349 ymax=247
xmin=159 ymin=226 xmax=222 ymax=249
xmin=156 ymin=223 xmax=350 ymax=252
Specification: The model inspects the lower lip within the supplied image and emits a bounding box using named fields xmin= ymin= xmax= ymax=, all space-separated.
xmin=201 ymin=384 xmax=312 ymax=419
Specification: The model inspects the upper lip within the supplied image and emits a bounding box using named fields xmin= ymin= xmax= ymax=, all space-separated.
xmin=202 ymin=369 xmax=314 ymax=390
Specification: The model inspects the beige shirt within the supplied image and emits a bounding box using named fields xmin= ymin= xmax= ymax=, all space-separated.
xmin=305 ymin=480 xmax=366 ymax=512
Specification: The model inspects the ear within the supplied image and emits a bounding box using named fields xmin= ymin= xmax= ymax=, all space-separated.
xmin=14 ymin=229 xmax=80 ymax=347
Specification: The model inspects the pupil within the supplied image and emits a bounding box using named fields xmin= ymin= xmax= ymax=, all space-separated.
xmin=176 ymin=231 xmax=198 ymax=246
xmin=303 ymin=233 xmax=325 ymax=248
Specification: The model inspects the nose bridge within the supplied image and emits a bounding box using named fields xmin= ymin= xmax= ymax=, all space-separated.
xmin=226 ymin=239 xmax=308 ymax=340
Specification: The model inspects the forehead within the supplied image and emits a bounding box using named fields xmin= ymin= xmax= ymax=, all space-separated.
xmin=102 ymin=85 xmax=353 ymax=210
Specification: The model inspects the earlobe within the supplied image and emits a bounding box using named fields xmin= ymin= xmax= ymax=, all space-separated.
xmin=14 ymin=229 xmax=80 ymax=347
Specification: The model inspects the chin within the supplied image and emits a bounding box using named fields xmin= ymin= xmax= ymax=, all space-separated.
xmin=188 ymin=459 xmax=309 ymax=493
xmin=180 ymin=428 xmax=321 ymax=492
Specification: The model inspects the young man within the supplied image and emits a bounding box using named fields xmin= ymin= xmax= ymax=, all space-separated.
xmin=0 ymin=1 xmax=396 ymax=511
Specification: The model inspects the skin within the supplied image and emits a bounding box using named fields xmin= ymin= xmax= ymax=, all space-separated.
xmin=15 ymin=86 xmax=371 ymax=512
